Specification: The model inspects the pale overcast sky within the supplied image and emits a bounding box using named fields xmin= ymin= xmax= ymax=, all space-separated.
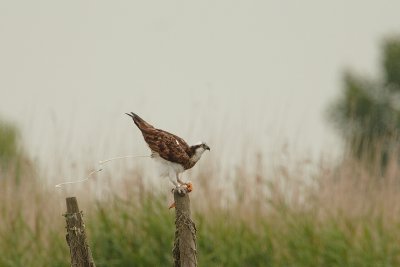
xmin=1 ymin=1 xmax=400 ymax=177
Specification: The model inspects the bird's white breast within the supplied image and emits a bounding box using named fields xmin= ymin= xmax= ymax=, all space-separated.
xmin=152 ymin=153 xmax=184 ymax=177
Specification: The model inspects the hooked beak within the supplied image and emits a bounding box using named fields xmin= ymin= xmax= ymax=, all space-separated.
xmin=205 ymin=145 xmax=210 ymax=151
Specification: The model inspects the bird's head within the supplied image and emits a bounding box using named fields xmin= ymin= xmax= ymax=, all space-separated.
xmin=190 ymin=142 xmax=210 ymax=162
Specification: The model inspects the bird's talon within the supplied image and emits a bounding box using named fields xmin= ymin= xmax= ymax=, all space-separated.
xmin=185 ymin=182 xmax=193 ymax=192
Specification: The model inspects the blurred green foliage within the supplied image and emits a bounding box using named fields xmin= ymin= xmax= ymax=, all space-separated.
xmin=329 ymin=36 xmax=400 ymax=166
xmin=384 ymin=38 xmax=400 ymax=89
xmin=0 ymin=118 xmax=19 ymax=168
xmin=0 ymin=117 xmax=35 ymax=184
xmin=2 ymin=191 xmax=400 ymax=267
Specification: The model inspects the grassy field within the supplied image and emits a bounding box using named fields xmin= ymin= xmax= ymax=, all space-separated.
xmin=1 ymin=151 xmax=400 ymax=267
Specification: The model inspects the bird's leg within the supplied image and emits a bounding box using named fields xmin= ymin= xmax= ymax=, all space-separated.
xmin=169 ymin=173 xmax=193 ymax=209
xmin=177 ymin=175 xmax=193 ymax=192
xmin=169 ymin=177 xmax=180 ymax=188
xmin=168 ymin=170 xmax=180 ymax=187
xmin=169 ymin=177 xmax=180 ymax=192
xmin=177 ymin=174 xmax=190 ymax=189
xmin=168 ymin=172 xmax=185 ymax=194
xmin=177 ymin=176 xmax=185 ymax=185
xmin=169 ymin=174 xmax=181 ymax=209
xmin=174 ymin=174 xmax=187 ymax=194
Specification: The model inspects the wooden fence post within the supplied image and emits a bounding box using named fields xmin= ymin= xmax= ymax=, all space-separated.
xmin=64 ymin=197 xmax=96 ymax=267
xmin=172 ymin=188 xmax=197 ymax=267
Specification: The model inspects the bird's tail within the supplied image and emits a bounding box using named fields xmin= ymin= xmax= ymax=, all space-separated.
xmin=125 ymin=112 xmax=153 ymax=130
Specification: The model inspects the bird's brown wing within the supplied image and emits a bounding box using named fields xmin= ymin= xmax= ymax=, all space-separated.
xmin=157 ymin=129 xmax=191 ymax=155
xmin=126 ymin=112 xmax=192 ymax=166
xmin=142 ymin=128 xmax=191 ymax=166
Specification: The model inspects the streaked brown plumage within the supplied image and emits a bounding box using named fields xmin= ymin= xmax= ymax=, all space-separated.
xmin=125 ymin=112 xmax=210 ymax=188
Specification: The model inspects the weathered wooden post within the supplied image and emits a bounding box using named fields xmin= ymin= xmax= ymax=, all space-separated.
xmin=172 ymin=188 xmax=197 ymax=267
xmin=64 ymin=197 xmax=96 ymax=267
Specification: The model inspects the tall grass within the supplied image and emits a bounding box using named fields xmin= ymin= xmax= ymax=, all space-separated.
xmin=1 ymin=150 xmax=400 ymax=266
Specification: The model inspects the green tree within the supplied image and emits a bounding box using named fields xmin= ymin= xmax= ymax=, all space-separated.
xmin=0 ymin=117 xmax=35 ymax=183
xmin=0 ymin=118 xmax=19 ymax=168
xmin=384 ymin=37 xmax=400 ymax=90
xmin=329 ymin=36 xmax=400 ymax=167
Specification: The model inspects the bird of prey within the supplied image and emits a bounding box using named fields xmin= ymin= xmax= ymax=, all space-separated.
xmin=126 ymin=112 xmax=210 ymax=192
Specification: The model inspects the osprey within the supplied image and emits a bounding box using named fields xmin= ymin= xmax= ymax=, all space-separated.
xmin=126 ymin=112 xmax=210 ymax=191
